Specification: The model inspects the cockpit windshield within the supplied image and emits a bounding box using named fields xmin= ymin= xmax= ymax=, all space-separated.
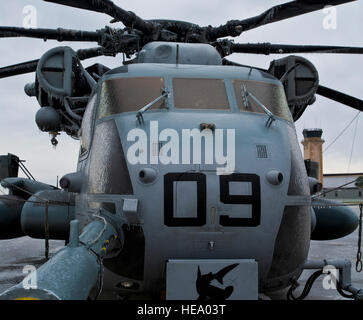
xmin=97 ymin=76 xmax=292 ymax=122
xmin=233 ymin=79 xmax=292 ymax=121
xmin=173 ymin=78 xmax=230 ymax=110
xmin=98 ymin=77 xmax=165 ymax=119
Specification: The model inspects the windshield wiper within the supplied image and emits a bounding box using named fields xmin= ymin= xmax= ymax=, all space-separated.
xmin=242 ymin=85 xmax=275 ymax=128
xmin=136 ymin=88 xmax=169 ymax=124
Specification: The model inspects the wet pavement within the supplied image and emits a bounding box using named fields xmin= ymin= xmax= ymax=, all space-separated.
xmin=267 ymin=206 xmax=363 ymax=300
xmin=0 ymin=237 xmax=65 ymax=294
xmin=0 ymin=207 xmax=362 ymax=300
xmin=268 ymin=229 xmax=363 ymax=300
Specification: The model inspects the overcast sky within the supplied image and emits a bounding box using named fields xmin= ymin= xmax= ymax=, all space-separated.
xmin=0 ymin=0 xmax=362 ymax=186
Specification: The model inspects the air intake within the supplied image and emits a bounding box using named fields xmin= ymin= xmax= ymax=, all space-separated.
xmin=256 ymin=145 xmax=268 ymax=159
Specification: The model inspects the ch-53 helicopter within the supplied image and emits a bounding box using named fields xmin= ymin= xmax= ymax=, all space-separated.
xmin=0 ymin=0 xmax=363 ymax=300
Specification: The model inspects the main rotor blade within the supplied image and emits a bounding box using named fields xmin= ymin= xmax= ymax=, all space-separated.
xmin=209 ymin=0 xmax=357 ymax=40
xmin=0 ymin=60 xmax=39 ymax=79
xmin=43 ymin=0 xmax=155 ymax=34
xmin=76 ymin=47 xmax=105 ymax=60
xmin=0 ymin=47 xmax=105 ymax=79
xmin=317 ymin=85 xmax=363 ymax=112
xmin=229 ymin=43 xmax=363 ymax=55
xmin=0 ymin=26 xmax=100 ymax=42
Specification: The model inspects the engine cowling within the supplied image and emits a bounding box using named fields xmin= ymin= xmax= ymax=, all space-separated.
xmin=25 ymin=47 xmax=109 ymax=140
xmin=268 ymin=55 xmax=319 ymax=121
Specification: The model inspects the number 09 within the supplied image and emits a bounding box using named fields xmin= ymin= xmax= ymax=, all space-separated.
xmin=164 ymin=173 xmax=261 ymax=227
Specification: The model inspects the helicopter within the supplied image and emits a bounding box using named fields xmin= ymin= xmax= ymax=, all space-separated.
xmin=0 ymin=0 xmax=362 ymax=300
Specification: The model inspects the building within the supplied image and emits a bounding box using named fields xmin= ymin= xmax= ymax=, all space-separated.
xmin=322 ymin=173 xmax=363 ymax=204
xmin=301 ymin=129 xmax=362 ymax=204
xmin=301 ymin=129 xmax=324 ymax=184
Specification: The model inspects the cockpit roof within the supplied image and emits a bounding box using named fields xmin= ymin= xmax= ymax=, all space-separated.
xmin=104 ymin=63 xmax=280 ymax=85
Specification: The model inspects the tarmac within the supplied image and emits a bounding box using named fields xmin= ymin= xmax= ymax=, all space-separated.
xmin=268 ymin=223 xmax=363 ymax=300
xmin=0 ymin=206 xmax=362 ymax=300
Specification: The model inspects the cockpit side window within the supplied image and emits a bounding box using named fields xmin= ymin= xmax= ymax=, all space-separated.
xmin=173 ymin=78 xmax=230 ymax=110
xmin=233 ymin=80 xmax=292 ymax=122
xmin=80 ymin=94 xmax=97 ymax=155
xmin=98 ymin=77 xmax=165 ymax=119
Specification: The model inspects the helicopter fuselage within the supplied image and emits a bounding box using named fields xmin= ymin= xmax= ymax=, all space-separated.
xmin=0 ymin=0 xmax=362 ymax=301
xmin=75 ymin=62 xmax=311 ymax=296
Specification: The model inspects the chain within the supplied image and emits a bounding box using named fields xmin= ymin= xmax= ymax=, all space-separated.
xmin=356 ymin=204 xmax=363 ymax=272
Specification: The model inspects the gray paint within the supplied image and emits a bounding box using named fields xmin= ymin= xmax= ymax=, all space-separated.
xmin=138 ymin=42 xmax=222 ymax=66
xmin=68 ymin=61 xmax=312 ymax=295
xmin=88 ymin=120 xmax=133 ymax=195
xmin=265 ymin=206 xmax=311 ymax=292
xmin=166 ymin=259 xmax=258 ymax=300
xmin=0 ymin=48 xmax=313 ymax=298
